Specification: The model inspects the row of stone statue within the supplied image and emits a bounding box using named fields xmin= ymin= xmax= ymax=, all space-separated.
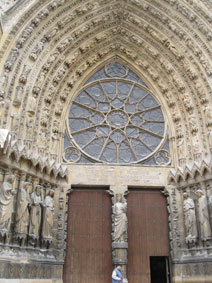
xmin=0 ymin=174 xmax=54 ymax=247
xmin=183 ymin=190 xmax=212 ymax=246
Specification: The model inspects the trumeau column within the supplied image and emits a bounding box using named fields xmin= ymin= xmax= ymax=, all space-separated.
xmin=109 ymin=186 xmax=128 ymax=283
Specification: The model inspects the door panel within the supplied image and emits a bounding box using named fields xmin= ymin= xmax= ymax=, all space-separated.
xmin=127 ymin=190 xmax=170 ymax=283
xmin=63 ymin=190 xmax=112 ymax=283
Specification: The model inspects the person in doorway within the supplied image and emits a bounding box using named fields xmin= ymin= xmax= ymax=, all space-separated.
xmin=112 ymin=265 xmax=123 ymax=282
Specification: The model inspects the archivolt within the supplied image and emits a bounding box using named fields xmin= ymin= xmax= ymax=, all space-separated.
xmin=0 ymin=0 xmax=212 ymax=166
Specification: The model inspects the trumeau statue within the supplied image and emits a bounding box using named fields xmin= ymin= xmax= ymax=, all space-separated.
xmin=197 ymin=189 xmax=212 ymax=242
xmin=183 ymin=192 xmax=198 ymax=244
xmin=42 ymin=190 xmax=54 ymax=241
xmin=112 ymin=194 xmax=127 ymax=242
xmin=29 ymin=185 xmax=42 ymax=241
xmin=15 ymin=182 xmax=32 ymax=243
xmin=0 ymin=175 xmax=16 ymax=236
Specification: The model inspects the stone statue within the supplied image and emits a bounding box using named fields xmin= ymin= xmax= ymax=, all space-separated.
xmin=183 ymin=192 xmax=197 ymax=244
xmin=27 ymin=93 xmax=37 ymax=115
xmin=25 ymin=113 xmax=34 ymax=139
xmin=42 ymin=190 xmax=54 ymax=244
xmin=204 ymin=105 xmax=212 ymax=128
xmin=0 ymin=175 xmax=16 ymax=238
xmin=197 ymin=189 xmax=212 ymax=242
xmin=0 ymin=94 xmax=5 ymax=126
xmin=113 ymin=194 xmax=127 ymax=242
xmin=29 ymin=185 xmax=43 ymax=242
xmin=15 ymin=182 xmax=32 ymax=244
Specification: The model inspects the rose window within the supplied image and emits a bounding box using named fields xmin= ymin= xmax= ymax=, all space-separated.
xmin=64 ymin=61 xmax=170 ymax=165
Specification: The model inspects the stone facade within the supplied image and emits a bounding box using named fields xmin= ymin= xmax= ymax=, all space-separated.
xmin=0 ymin=0 xmax=212 ymax=282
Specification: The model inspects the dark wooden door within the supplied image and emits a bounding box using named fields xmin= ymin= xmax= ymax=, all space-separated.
xmin=63 ymin=190 xmax=112 ymax=283
xmin=127 ymin=190 xmax=170 ymax=283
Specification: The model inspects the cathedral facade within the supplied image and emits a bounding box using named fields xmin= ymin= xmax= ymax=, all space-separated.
xmin=0 ymin=0 xmax=212 ymax=282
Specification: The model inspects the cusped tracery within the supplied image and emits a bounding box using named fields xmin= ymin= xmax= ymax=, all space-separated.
xmin=65 ymin=62 xmax=169 ymax=165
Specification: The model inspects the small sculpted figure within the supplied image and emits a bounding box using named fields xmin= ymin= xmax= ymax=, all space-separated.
xmin=0 ymin=175 xmax=16 ymax=237
xmin=113 ymin=194 xmax=127 ymax=242
xmin=29 ymin=185 xmax=42 ymax=241
xmin=197 ymin=189 xmax=212 ymax=242
xmin=183 ymin=192 xmax=197 ymax=243
xmin=15 ymin=182 xmax=32 ymax=244
xmin=42 ymin=190 xmax=54 ymax=241
xmin=204 ymin=105 xmax=212 ymax=128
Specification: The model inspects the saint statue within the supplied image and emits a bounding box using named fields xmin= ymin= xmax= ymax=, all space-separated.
xmin=42 ymin=190 xmax=54 ymax=242
xmin=183 ymin=192 xmax=197 ymax=243
xmin=113 ymin=194 xmax=127 ymax=242
xmin=0 ymin=175 xmax=16 ymax=237
xmin=15 ymin=182 xmax=32 ymax=244
xmin=197 ymin=189 xmax=212 ymax=242
xmin=29 ymin=185 xmax=42 ymax=241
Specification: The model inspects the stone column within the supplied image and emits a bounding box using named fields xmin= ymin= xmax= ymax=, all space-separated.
xmin=110 ymin=192 xmax=128 ymax=283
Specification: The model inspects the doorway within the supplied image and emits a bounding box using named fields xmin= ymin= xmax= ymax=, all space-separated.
xmin=150 ymin=256 xmax=170 ymax=283
xmin=63 ymin=189 xmax=112 ymax=283
xmin=127 ymin=189 xmax=170 ymax=283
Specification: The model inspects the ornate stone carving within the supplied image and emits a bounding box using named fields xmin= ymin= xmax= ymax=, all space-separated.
xmin=40 ymin=107 xmax=50 ymax=127
xmin=42 ymin=189 xmax=54 ymax=246
xmin=15 ymin=182 xmax=32 ymax=244
xmin=183 ymin=192 xmax=198 ymax=244
xmin=4 ymin=48 xmax=19 ymax=71
xmin=27 ymin=93 xmax=37 ymax=115
xmin=204 ymin=105 xmax=212 ymax=128
xmin=25 ymin=113 xmax=34 ymax=140
xmin=0 ymin=94 xmax=5 ymax=126
xmin=13 ymin=85 xmax=24 ymax=107
xmin=0 ymin=73 xmax=8 ymax=96
xmin=189 ymin=114 xmax=198 ymax=134
xmin=0 ymin=174 xmax=16 ymax=240
xmin=177 ymin=136 xmax=184 ymax=159
xmin=29 ymin=40 xmax=45 ymax=61
xmin=19 ymin=65 xmax=31 ymax=84
xmin=182 ymin=93 xmax=193 ymax=113
xmin=29 ymin=185 xmax=42 ymax=244
xmin=197 ymin=189 xmax=212 ymax=243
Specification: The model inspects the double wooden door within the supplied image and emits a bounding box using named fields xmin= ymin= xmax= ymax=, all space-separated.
xmin=63 ymin=189 xmax=170 ymax=283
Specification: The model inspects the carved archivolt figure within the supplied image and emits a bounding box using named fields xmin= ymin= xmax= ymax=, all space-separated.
xmin=0 ymin=175 xmax=15 ymax=234
xmin=183 ymin=193 xmax=197 ymax=243
xmin=29 ymin=185 xmax=42 ymax=240
xmin=113 ymin=194 xmax=127 ymax=242
xmin=204 ymin=105 xmax=212 ymax=128
xmin=42 ymin=190 xmax=54 ymax=240
xmin=197 ymin=189 xmax=212 ymax=242
xmin=15 ymin=182 xmax=32 ymax=241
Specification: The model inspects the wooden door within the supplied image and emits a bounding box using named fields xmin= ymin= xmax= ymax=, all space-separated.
xmin=63 ymin=190 xmax=112 ymax=283
xmin=127 ymin=190 xmax=170 ymax=283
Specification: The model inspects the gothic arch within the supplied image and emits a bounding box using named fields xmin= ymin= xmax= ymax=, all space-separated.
xmin=0 ymin=0 xmax=212 ymax=166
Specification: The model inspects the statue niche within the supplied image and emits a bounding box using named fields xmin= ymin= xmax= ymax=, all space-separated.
xmin=0 ymin=174 xmax=16 ymax=242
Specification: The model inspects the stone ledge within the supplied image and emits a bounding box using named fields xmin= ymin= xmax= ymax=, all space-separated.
xmin=173 ymin=276 xmax=212 ymax=283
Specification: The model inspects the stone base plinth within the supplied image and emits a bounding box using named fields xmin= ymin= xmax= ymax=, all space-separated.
xmin=173 ymin=276 xmax=212 ymax=283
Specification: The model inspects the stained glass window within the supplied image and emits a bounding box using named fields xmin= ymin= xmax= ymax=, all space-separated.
xmin=64 ymin=61 xmax=170 ymax=165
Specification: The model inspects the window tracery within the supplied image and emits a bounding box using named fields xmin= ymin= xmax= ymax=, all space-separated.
xmin=64 ymin=61 xmax=170 ymax=165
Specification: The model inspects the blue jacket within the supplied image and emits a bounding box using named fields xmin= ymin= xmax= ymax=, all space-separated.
xmin=112 ymin=268 xmax=123 ymax=283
